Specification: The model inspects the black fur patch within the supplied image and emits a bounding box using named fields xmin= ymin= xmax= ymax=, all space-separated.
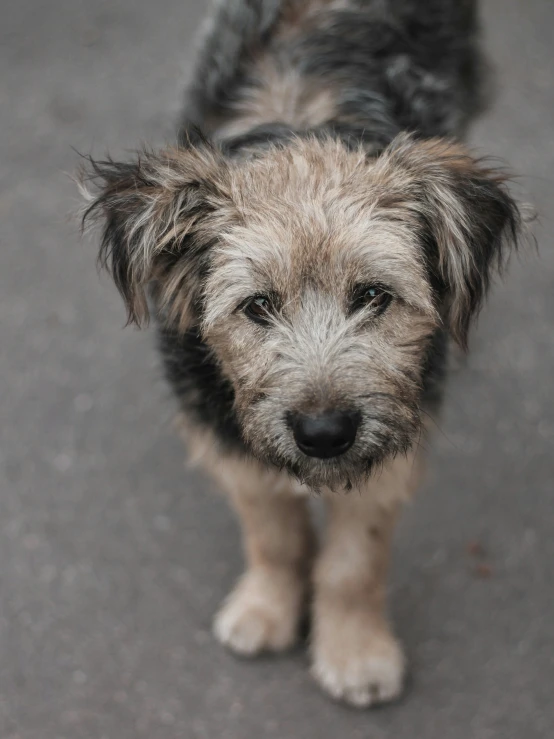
xmin=81 ymin=146 xmax=224 ymax=326
xmin=436 ymin=168 xmax=520 ymax=346
xmin=181 ymin=0 xmax=483 ymax=148
xmin=420 ymin=328 xmax=448 ymax=412
xmin=412 ymin=157 xmax=521 ymax=347
xmin=157 ymin=324 xmax=248 ymax=454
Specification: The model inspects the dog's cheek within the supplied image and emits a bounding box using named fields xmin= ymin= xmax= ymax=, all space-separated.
xmin=347 ymin=319 xmax=433 ymax=449
xmin=205 ymin=321 xmax=272 ymax=407
xmin=241 ymin=396 xmax=295 ymax=462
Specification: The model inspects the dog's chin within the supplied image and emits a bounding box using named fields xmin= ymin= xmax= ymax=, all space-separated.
xmin=250 ymin=444 xmax=390 ymax=492
xmin=293 ymin=461 xmax=376 ymax=492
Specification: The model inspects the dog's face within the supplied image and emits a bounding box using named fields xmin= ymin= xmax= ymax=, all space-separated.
xmin=82 ymin=135 xmax=520 ymax=489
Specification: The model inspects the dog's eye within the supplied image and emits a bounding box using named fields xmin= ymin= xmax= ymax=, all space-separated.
xmin=243 ymin=295 xmax=273 ymax=325
xmin=351 ymin=285 xmax=393 ymax=315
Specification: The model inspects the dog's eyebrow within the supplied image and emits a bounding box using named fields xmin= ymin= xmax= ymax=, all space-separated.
xmin=334 ymin=241 xmax=434 ymax=315
xmin=348 ymin=262 xmax=434 ymax=312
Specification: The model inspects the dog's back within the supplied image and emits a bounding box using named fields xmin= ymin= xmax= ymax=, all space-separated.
xmin=182 ymin=0 xmax=483 ymax=149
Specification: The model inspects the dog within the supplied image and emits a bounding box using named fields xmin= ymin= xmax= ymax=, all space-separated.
xmin=81 ymin=0 xmax=523 ymax=708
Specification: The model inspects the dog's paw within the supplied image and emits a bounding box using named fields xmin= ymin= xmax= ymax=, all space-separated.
xmin=214 ymin=569 xmax=304 ymax=656
xmin=311 ymin=613 xmax=405 ymax=708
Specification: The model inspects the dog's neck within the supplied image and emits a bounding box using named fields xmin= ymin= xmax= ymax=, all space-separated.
xmin=215 ymin=118 xmax=401 ymax=158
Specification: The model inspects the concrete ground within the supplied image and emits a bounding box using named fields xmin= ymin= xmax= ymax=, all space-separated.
xmin=1 ymin=0 xmax=553 ymax=737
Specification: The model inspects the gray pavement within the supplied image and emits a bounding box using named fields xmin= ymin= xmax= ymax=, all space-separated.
xmin=1 ymin=1 xmax=553 ymax=737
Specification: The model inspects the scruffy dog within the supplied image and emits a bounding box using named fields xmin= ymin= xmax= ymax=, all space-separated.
xmin=82 ymin=0 xmax=523 ymax=708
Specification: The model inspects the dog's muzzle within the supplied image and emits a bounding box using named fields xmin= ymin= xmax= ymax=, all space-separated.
xmin=289 ymin=410 xmax=360 ymax=459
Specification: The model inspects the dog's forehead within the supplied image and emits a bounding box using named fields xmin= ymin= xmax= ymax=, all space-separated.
xmin=217 ymin=140 xmax=431 ymax=305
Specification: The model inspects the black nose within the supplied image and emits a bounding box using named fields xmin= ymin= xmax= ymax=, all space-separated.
xmin=289 ymin=411 xmax=360 ymax=459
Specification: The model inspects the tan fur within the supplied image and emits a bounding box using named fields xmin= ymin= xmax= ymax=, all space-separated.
xmin=191 ymin=137 xmax=440 ymax=489
xmin=81 ymin=0 xmax=523 ymax=710
xmin=196 ymin=442 xmax=316 ymax=655
xmin=186 ymin=419 xmax=422 ymax=704
xmin=81 ymin=145 xmax=238 ymax=327
xmin=203 ymin=137 xmax=437 ymax=324
xmin=373 ymin=136 xmax=520 ymax=346
xmin=311 ymin=450 xmax=423 ymax=706
xmin=281 ymin=0 xmax=351 ymax=28
xmin=209 ymin=0 xmax=349 ymax=141
xmin=147 ymin=128 xmax=514 ymax=696
xmin=131 ymin=138 xmax=444 ymax=495
xmin=216 ymin=58 xmax=337 ymax=141
xmin=84 ymin=133 xmax=516 ymax=342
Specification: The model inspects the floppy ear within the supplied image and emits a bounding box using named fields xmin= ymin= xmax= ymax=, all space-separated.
xmin=380 ymin=134 xmax=522 ymax=348
xmin=80 ymin=143 xmax=233 ymax=328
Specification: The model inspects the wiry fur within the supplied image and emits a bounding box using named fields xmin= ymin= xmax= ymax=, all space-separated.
xmin=80 ymin=0 xmax=524 ymax=708
xmin=82 ymin=134 xmax=519 ymax=487
xmin=182 ymin=0 xmax=484 ymax=146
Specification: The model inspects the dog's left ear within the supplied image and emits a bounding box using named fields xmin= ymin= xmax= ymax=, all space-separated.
xmin=379 ymin=134 xmax=523 ymax=348
xmin=80 ymin=143 xmax=233 ymax=329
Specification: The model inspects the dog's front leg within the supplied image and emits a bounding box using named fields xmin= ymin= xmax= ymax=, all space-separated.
xmin=212 ymin=458 xmax=315 ymax=657
xmin=311 ymin=454 xmax=421 ymax=708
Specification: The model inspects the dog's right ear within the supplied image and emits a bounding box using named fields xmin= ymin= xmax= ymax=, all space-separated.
xmin=377 ymin=134 xmax=523 ymax=349
xmin=80 ymin=144 xmax=233 ymax=328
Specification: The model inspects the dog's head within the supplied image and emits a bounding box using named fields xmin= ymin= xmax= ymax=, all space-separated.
xmin=81 ymin=134 xmax=521 ymax=489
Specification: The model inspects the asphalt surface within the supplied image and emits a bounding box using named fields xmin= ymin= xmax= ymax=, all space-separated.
xmin=1 ymin=1 xmax=553 ymax=737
